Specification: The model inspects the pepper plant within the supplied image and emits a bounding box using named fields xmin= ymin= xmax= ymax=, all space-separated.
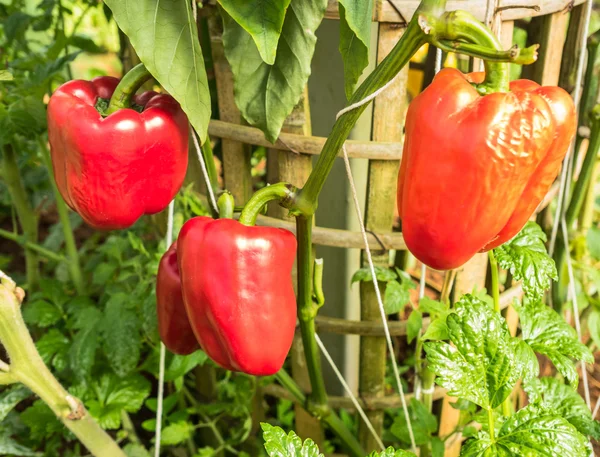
xmin=0 ymin=0 xmax=599 ymax=456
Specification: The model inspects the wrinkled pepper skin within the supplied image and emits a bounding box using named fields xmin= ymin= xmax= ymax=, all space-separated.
xmin=398 ymin=68 xmax=576 ymax=270
xmin=47 ymin=76 xmax=189 ymax=230
xmin=157 ymin=242 xmax=199 ymax=355
xmin=177 ymin=217 xmax=297 ymax=376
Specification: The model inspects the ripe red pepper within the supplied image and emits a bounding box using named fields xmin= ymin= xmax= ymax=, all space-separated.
xmin=177 ymin=216 xmax=297 ymax=376
xmin=47 ymin=75 xmax=189 ymax=230
xmin=156 ymin=242 xmax=199 ymax=355
xmin=397 ymin=68 xmax=576 ymax=270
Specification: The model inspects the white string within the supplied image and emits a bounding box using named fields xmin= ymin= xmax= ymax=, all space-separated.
xmin=593 ymin=396 xmax=600 ymax=419
xmin=561 ymin=218 xmax=592 ymax=409
xmin=191 ymin=131 xmax=219 ymax=214
xmin=314 ymin=334 xmax=386 ymax=451
xmin=336 ymin=72 xmax=403 ymax=120
xmin=419 ymin=263 xmax=427 ymax=300
xmin=154 ymin=200 xmax=175 ymax=457
xmin=549 ymin=0 xmax=595 ymax=255
xmin=339 ymin=145 xmax=417 ymax=453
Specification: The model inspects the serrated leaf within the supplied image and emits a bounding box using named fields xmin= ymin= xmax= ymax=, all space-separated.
xmin=338 ymin=0 xmax=373 ymax=99
xmin=261 ymin=423 xmax=324 ymax=457
xmin=424 ymin=295 xmax=519 ymax=409
xmin=0 ymin=70 xmax=13 ymax=81
xmin=36 ymin=329 xmax=69 ymax=365
xmin=22 ymin=300 xmax=63 ymax=327
xmin=222 ymin=0 xmax=327 ymax=143
xmin=351 ymin=266 xmax=397 ymax=284
xmin=494 ymin=222 xmax=557 ymax=299
xmin=161 ymin=421 xmax=194 ymax=445
xmin=69 ymin=322 xmax=99 ymax=380
xmin=102 ymin=299 xmax=141 ymax=377
xmin=390 ymin=398 xmax=437 ymax=446
xmin=20 ymin=401 xmax=62 ymax=440
xmin=406 ymin=309 xmax=422 ymax=344
xmin=461 ymin=405 xmax=589 ymax=457
xmin=367 ymin=447 xmax=415 ymax=457
xmin=217 ymin=0 xmax=291 ymax=65
xmin=104 ymin=0 xmax=211 ymax=142
xmin=0 ymin=432 xmax=40 ymax=457
xmin=525 ymin=377 xmax=600 ymax=439
xmin=421 ymin=312 xmax=451 ymax=341
xmin=519 ymin=300 xmax=593 ymax=385
xmin=418 ymin=297 xmax=447 ymax=315
xmin=385 ymin=280 xmax=411 ymax=315
xmin=92 ymin=262 xmax=118 ymax=285
xmin=124 ymin=443 xmax=151 ymax=457
xmin=0 ymin=385 xmax=31 ymax=421
xmin=511 ymin=338 xmax=539 ymax=386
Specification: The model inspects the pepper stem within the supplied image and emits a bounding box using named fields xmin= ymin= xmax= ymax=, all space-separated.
xmin=238 ymin=183 xmax=296 ymax=226
xmin=105 ymin=63 xmax=153 ymax=115
xmin=217 ymin=192 xmax=235 ymax=219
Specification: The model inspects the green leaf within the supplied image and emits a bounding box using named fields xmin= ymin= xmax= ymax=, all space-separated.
xmin=222 ymin=0 xmax=327 ymax=143
xmin=261 ymin=423 xmax=323 ymax=457
xmin=367 ymin=447 xmax=415 ymax=457
xmin=494 ymin=221 xmax=557 ymax=299
xmin=164 ymin=351 xmax=208 ymax=382
xmin=0 ymin=432 xmax=40 ymax=457
xmin=461 ymin=405 xmax=589 ymax=457
xmin=385 ymin=280 xmax=411 ymax=315
xmin=431 ymin=437 xmax=444 ymax=457
xmin=526 ymin=377 xmax=600 ymax=439
xmin=390 ymin=398 xmax=437 ymax=446
xmin=418 ymin=297 xmax=447 ymax=316
xmin=588 ymin=310 xmax=600 ymax=348
xmin=406 ymin=310 xmax=422 ymax=344
xmin=161 ymin=421 xmax=194 ymax=445
xmin=36 ymin=329 xmax=69 ymax=366
xmin=92 ymin=261 xmax=118 ymax=285
xmin=519 ymin=300 xmax=593 ymax=385
xmin=69 ymin=322 xmax=99 ymax=380
xmin=421 ymin=312 xmax=451 ymax=341
xmin=338 ymin=0 xmax=373 ymax=99
xmin=102 ymin=298 xmax=141 ymax=377
xmin=88 ymin=374 xmax=151 ymax=429
xmin=0 ymin=96 xmax=46 ymax=145
xmin=0 ymin=385 xmax=31 ymax=421
xmin=20 ymin=401 xmax=63 ymax=440
xmin=124 ymin=443 xmax=151 ymax=457
xmin=511 ymin=337 xmax=539 ymax=386
xmin=587 ymin=226 xmax=600 ymax=260
xmin=217 ymin=0 xmax=291 ymax=65
xmin=424 ymin=295 xmax=520 ymax=409
xmin=23 ymin=300 xmax=63 ymax=327
xmin=0 ymin=70 xmax=13 ymax=81
xmin=104 ymin=0 xmax=211 ymax=142
xmin=351 ymin=266 xmax=397 ymax=284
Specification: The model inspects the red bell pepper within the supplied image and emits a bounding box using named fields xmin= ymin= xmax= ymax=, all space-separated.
xmin=177 ymin=216 xmax=297 ymax=376
xmin=156 ymin=242 xmax=199 ymax=355
xmin=397 ymin=68 xmax=576 ymax=270
xmin=47 ymin=75 xmax=189 ymax=230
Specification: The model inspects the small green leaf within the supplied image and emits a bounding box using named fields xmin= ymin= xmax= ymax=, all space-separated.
xmin=93 ymin=262 xmax=118 ymax=285
xmin=421 ymin=312 xmax=450 ymax=341
xmin=0 ymin=432 xmax=40 ymax=457
xmin=0 ymin=385 xmax=31 ymax=422
xmin=390 ymin=398 xmax=437 ymax=446
xmin=494 ymin=222 xmax=557 ymax=299
xmin=69 ymin=323 xmax=99 ymax=380
xmin=124 ymin=443 xmax=151 ymax=457
xmin=217 ymin=0 xmax=291 ymax=64
xmin=261 ymin=423 xmax=324 ymax=457
xmin=0 ymin=70 xmax=13 ymax=81
xmin=36 ymin=329 xmax=69 ymax=366
xmin=102 ymin=298 xmax=141 ymax=377
xmin=424 ymin=295 xmax=519 ymax=409
xmin=588 ymin=310 xmax=600 ymax=348
xmin=23 ymin=300 xmax=62 ymax=328
xmin=367 ymin=447 xmax=415 ymax=457
xmin=161 ymin=421 xmax=194 ymax=445
xmin=587 ymin=226 xmax=600 ymax=260
xmin=418 ymin=297 xmax=447 ymax=315
xmin=222 ymin=0 xmax=327 ymax=142
xmin=164 ymin=351 xmax=208 ymax=382
xmin=519 ymin=300 xmax=593 ymax=385
xmin=384 ymin=280 xmax=411 ymax=315
xmin=104 ymin=0 xmax=211 ymax=142
xmin=338 ymin=0 xmax=374 ymax=99
xmin=406 ymin=309 xmax=422 ymax=344
xmin=20 ymin=401 xmax=62 ymax=440
xmin=351 ymin=266 xmax=397 ymax=284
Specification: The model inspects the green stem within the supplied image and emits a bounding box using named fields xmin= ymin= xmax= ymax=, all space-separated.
xmin=217 ymin=192 xmax=235 ymax=219
xmin=201 ymin=138 xmax=220 ymax=195
xmin=0 ymin=278 xmax=126 ymax=457
xmin=1 ymin=144 xmax=39 ymax=289
xmin=488 ymin=408 xmax=496 ymax=442
xmin=488 ymin=250 xmax=501 ymax=313
xmin=566 ymin=106 xmax=600 ymax=227
xmin=39 ymin=139 xmax=85 ymax=295
xmin=0 ymin=228 xmax=66 ymax=263
xmin=105 ymin=63 xmax=152 ymax=115
xmin=419 ymin=367 xmax=436 ymax=457
xmin=238 ymin=183 xmax=296 ymax=226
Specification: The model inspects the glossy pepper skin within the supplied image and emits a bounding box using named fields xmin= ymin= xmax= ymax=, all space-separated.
xmin=397 ymin=68 xmax=576 ymax=270
xmin=47 ymin=76 xmax=189 ymax=230
xmin=156 ymin=242 xmax=199 ymax=355
xmin=177 ymin=217 xmax=297 ymax=376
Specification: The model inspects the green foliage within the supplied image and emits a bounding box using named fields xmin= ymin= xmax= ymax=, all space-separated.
xmin=0 ymin=386 xmax=31 ymax=422
xmin=367 ymin=448 xmax=415 ymax=457
xmin=494 ymin=222 xmax=558 ymax=299
xmin=518 ymin=299 xmax=593 ymax=385
xmin=351 ymin=266 xmax=415 ymax=315
xmin=420 ymin=297 xmax=451 ymax=341
xmin=338 ymin=0 xmax=374 ymax=99
xmin=103 ymin=0 xmax=211 ymax=142
xmin=390 ymin=398 xmax=437 ymax=446
xmin=262 ymin=423 xmax=323 ymax=457
xmin=221 ymin=0 xmax=327 ymax=143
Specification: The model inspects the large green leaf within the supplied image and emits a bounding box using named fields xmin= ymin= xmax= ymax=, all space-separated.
xmin=261 ymin=423 xmax=323 ymax=457
xmin=461 ymin=405 xmax=589 ymax=457
xmin=494 ymin=222 xmax=557 ymax=299
xmin=424 ymin=295 xmax=521 ymax=409
xmin=104 ymin=0 xmax=211 ymax=142
xmin=519 ymin=300 xmax=593 ymax=385
xmin=0 ymin=385 xmax=31 ymax=422
xmin=368 ymin=448 xmax=415 ymax=457
xmin=217 ymin=0 xmax=291 ymax=65
xmin=338 ymin=0 xmax=373 ymax=99
xmin=222 ymin=0 xmax=327 ymax=143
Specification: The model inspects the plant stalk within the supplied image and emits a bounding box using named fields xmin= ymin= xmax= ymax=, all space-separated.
xmin=488 ymin=251 xmax=501 ymax=313
xmin=105 ymin=63 xmax=152 ymax=115
xmin=1 ymin=144 xmax=39 ymax=289
xmin=238 ymin=183 xmax=296 ymax=226
xmin=0 ymin=277 xmax=126 ymax=457
xmin=39 ymin=139 xmax=85 ymax=294
xmin=0 ymin=228 xmax=66 ymax=263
